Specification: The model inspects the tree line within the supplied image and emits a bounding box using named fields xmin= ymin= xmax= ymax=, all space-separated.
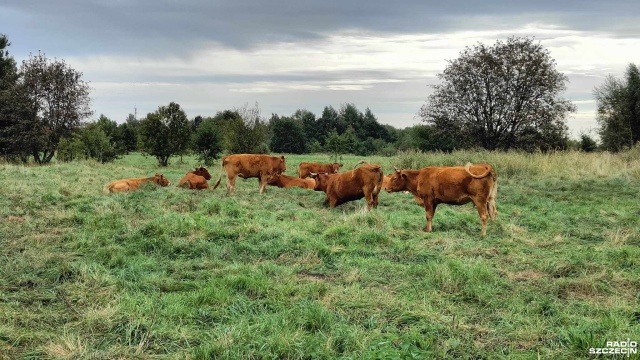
xmin=2 ymin=34 xmax=639 ymax=166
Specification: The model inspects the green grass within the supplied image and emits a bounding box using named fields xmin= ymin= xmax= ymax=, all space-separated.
xmin=1 ymin=151 xmax=639 ymax=359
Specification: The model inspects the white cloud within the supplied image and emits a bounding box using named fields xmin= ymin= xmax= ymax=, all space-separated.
xmin=69 ymin=23 xmax=640 ymax=135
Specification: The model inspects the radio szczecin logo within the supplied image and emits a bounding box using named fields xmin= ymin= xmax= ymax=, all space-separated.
xmin=590 ymin=340 xmax=637 ymax=356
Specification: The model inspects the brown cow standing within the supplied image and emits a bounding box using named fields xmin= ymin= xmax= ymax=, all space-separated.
xmin=383 ymin=163 xmax=498 ymax=236
xmin=213 ymin=154 xmax=286 ymax=194
xmin=178 ymin=166 xmax=212 ymax=189
xmin=298 ymin=162 xmax=342 ymax=178
xmin=267 ymin=173 xmax=315 ymax=190
xmin=104 ymin=173 xmax=171 ymax=193
xmin=310 ymin=162 xmax=383 ymax=210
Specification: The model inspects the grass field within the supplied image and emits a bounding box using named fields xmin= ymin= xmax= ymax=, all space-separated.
xmin=1 ymin=150 xmax=639 ymax=359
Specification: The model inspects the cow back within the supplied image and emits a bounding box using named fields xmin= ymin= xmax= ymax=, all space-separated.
xmin=298 ymin=162 xmax=341 ymax=178
xmin=417 ymin=165 xmax=495 ymax=203
xmin=223 ymin=154 xmax=286 ymax=177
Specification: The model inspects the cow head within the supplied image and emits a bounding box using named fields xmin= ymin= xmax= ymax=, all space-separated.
xmin=154 ymin=173 xmax=171 ymax=187
xmin=309 ymin=172 xmax=330 ymax=192
xmin=277 ymin=155 xmax=287 ymax=174
xmin=331 ymin=163 xmax=343 ymax=173
xmin=266 ymin=172 xmax=280 ymax=184
xmin=193 ymin=166 xmax=212 ymax=180
xmin=382 ymin=174 xmax=391 ymax=189
xmin=383 ymin=167 xmax=408 ymax=193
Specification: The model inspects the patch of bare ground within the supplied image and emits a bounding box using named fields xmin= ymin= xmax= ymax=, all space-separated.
xmin=5 ymin=215 xmax=25 ymax=224
xmin=522 ymin=234 xmax=565 ymax=249
xmin=559 ymin=272 xmax=638 ymax=305
xmin=296 ymin=272 xmax=335 ymax=282
xmin=277 ymin=251 xmax=322 ymax=267
xmin=504 ymin=270 xmax=547 ymax=282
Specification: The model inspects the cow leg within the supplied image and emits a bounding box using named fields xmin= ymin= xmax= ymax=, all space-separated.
xmin=259 ymin=175 xmax=268 ymax=194
xmin=487 ymin=201 xmax=497 ymax=221
xmin=423 ymin=198 xmax=436 ymax=232
xmin=227 ymin=175 xmax=236 ymax=194
xmin=372 ymin=192 xmax=380 ymax=208
xmin=363 ymin=187 xmax=374 ymax=210
xmin=474 ymin=199 xmax=490 ymax=236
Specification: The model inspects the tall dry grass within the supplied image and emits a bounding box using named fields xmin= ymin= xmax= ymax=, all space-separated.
xmin=391 ymin=146 xmax=640 ymax=180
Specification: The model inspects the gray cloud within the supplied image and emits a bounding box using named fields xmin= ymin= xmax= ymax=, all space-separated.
xmin=2 ymin=0 xmax=638 ymax=138
xmin=2 ymin=0 xmax=639 ymax=57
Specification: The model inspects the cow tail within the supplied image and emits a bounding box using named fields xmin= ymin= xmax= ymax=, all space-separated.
xmin=373 ymin=166 xmax=383 ymax=194
xmin=490 ymin=169 xmax=498 ymax=219
xmin=212 ymin=158 xmax=226 ymax=190
xmin=465 ymin=163 xmax=492 ymax=179
xmin=212 ymin=175 xmax=223 ymax=189
xmin=353 ymin=160 xmax=369 ymax=169
xmin=488 ymin=178 xmax=498 ymax=220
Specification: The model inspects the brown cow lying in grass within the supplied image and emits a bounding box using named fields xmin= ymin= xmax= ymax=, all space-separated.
xmin=310 ymin=161 xmax=383 ymax=210
xmin=267 ymin=173 xmax=315 ymax=190
xmin=298 ymin=162 xmax=342 ymax=179
xmin=104 ymin=173 xmax=171 ymax=193
xmin=383 ymin=163 xmax=497 ymax=236
xmin=178 ymin=166 xmax=212 ymax=189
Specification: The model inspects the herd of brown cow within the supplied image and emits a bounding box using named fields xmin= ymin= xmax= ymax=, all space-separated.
xmin=104 ymin=154 xmax=498 ymax=235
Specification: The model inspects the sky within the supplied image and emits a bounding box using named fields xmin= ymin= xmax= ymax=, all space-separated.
xmin=2 ymin=0 xmax=640 ymax=139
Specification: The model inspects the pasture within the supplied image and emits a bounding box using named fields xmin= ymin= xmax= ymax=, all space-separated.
xmin=1 ymin=150 xmax=639 ymax=359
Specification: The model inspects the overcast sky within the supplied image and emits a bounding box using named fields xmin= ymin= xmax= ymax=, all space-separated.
xmin=2 ymin=0 xmax=640 ymax=138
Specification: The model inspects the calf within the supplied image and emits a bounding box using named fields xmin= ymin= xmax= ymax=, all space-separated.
xmin=310 ymin=162 xmax=383 ymax=210
xmin=267 ymin=173 xmax=315 ymax=190
xmin=104 ymin=173 xmax=171 ymax=193
xmin=298 ymin=162 xmax=342 ymax=179
xmin=178 ymin=166 xmax=212 ymax=189
xmin=384 ymin=163 xmax=497 ymax=236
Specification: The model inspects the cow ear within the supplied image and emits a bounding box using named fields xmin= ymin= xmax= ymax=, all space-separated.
xmin=401 ymin=173 xmax=408 ymax=179
xmin=281 ymin=155 xmax=285 ymax=160
xmin=339 ymin=163 xmax=344 ymax=167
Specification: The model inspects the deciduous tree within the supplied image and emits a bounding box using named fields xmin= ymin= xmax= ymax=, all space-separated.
xmin=19 ymin=52 xmax=93 ymax=163
xmin=269 ymin=115 xmax=306 ymax=154
xmin=0 ymin=35 xmax=35 ymax=162
xmin=223 ymin=103 xmax=268 ymax=154
xmin=595 ymin=63 xmax=640 ymax=151
xmin=139 ymin=102 xmax=191 ymax=166
xmin=192 ymin=117 xmax=223 ymax=166
xmin=420 ymin=37 xmax=575 ymax=151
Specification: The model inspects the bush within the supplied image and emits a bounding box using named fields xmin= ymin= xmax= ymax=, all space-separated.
xmin=57 ymin=136 xmax=86 ymax=162
xmin=77 ymin=123 xmax=119 ymax=163
xmin=57 ymin=123 xmax=119 ymax=163
xmin=580 ymin=134 xmax=598 ymax=152
xmin=192 ymin=118 xmax=223 ymax=166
